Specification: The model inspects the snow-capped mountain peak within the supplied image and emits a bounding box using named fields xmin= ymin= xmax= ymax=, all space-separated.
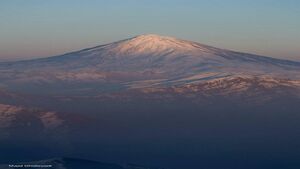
xmin=0 ymin=34 xmax=299 ymax=90
xmin=123 ymin=34 xmax=199 ymax=50
xmin=114 ymin=34 xmax=200 ymax=50
xmin=80 ymin=34 xmax=206 ymax=58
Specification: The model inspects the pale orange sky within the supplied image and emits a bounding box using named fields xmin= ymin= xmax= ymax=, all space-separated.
xmin=0 ymin=0 xmax=299 ymax=62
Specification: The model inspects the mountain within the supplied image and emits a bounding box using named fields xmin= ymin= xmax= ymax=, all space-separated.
xmin=1 ymin=34 xmax=300 ymax=169
xmin=0 ymin=34 xmax=299 ymax=97
xmin=0 ymin=158 xmax=160 ymax=169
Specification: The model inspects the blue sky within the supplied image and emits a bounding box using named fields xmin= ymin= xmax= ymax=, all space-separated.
xmin=0 ymin=0 xmax=299 ymax=61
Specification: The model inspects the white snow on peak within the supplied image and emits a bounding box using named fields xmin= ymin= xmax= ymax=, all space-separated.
xmin=130 ymin=34 xmax=183 ymax=44
xmin=83 ymin=34 xmax=208 ymax=57
xmin=118 ymin=34 xmax=204 ymax=51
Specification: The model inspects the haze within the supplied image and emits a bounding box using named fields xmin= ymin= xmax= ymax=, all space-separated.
xmin=0 ymin=0 xmax=299 ymax=61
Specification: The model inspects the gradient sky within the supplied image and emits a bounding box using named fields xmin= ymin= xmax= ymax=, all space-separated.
xmin=0 ymin=0 xmax=299 ymax=61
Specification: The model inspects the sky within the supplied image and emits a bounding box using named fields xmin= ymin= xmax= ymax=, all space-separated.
xmin=0 ymin=0 xmax=299 ymax=61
